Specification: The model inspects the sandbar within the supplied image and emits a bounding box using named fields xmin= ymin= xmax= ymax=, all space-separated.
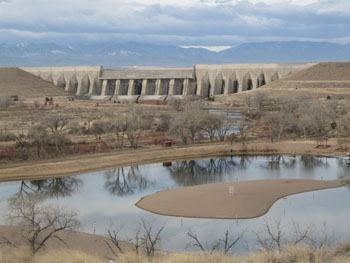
xmin=136 ymin=179 xmax=345 ymax=219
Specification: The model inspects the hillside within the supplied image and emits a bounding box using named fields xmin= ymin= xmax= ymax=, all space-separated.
xmin=0 ymin=67 xmax=68 ymax=98
xmin=286 ymin=62 xmax=350 ymax=81
xmin=267 ymin=62 xmax=350 ymax=90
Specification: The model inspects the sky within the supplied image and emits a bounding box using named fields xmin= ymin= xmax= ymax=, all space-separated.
xmin=0 ymin=0 xmax=349 ymax=46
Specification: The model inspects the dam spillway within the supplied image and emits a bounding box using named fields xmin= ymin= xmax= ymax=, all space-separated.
xmin=20 ymin=63 xmax=315 ymax=99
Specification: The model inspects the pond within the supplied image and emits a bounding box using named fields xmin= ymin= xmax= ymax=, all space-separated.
xmin=0 ymin=155 xmax=349 ymax=254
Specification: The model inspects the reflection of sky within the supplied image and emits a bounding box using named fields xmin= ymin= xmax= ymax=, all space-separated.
xmin=0 ymin=156 xmax=349 ymax=254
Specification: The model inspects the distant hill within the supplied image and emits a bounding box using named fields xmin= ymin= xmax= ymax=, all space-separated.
xmin=0 ymin=68 xmax=68 ymax=98
xmin=0 ymin=41 xmax=349 ymax=67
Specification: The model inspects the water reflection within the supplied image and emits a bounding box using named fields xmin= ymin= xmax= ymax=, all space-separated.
xmin=15 ymin=177 xmax=82 ymax=199
xmin=0 ymin=155 xmax=349 ymax=253
xmin=166 ymin=158 xmax=249 ymax=186
xmin=262 ymin=156 xmax=297 ymax=170
xmin=300 ymin=156 xmax=330 ymax=170
xmin=104 ymin=167 xmax=154 ymax=196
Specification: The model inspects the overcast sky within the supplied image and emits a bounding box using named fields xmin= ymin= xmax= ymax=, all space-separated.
xmin=0 ymin=0 xmax=349 ymax=46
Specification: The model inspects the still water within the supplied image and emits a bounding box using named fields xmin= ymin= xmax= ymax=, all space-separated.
xmin=0 ymin=156 xmax=349 ymax=253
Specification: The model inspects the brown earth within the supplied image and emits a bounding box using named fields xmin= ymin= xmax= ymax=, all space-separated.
xmin=0 ymin=225 xmax=131 ymax=259
xmin=0 ymin=67 xmax=68 ymax=98
xmin=136 ymin=179 xmax=344 ymax=219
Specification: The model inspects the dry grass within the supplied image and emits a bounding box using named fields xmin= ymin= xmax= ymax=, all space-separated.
xmin=1 ymin=245 xmax=350 ymax=263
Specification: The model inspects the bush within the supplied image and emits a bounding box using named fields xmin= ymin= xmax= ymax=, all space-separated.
xmin=0 ymin=96 xmax=12 ymax=108
xmin=0 ymin=127 xmax=16 ymax=141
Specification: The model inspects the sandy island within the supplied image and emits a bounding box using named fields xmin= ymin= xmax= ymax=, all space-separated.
xmin=136 ymin=179 xmax=345 ymax=219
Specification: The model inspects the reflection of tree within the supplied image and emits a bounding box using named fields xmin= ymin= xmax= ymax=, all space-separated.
xmin=300 ymin=156 xmax=329 ymax=170
xmin=166 ymin=158 xmax=243 ymax=186
xmin=15 ymin=177 xmax=82 ymax=198
xmin=263 ymin=156 xmax=296 ymax=170
xmin=104 ymin=167 xmax=152 ymax=196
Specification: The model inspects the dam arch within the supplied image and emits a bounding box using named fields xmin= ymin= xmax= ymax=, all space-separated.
xmin=257 ymin=73 xmax=266 ymax=88
xmin=228 ymin=73 xmax=239 ymax=94
xmin=242 ymin=73 xmax=253 ymax=91
xmin=214 ymin=73 xmax=225 ymax=95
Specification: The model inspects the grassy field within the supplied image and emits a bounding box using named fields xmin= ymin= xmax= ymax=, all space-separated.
xmin=1 ymin=243 xmax=350 ymax=263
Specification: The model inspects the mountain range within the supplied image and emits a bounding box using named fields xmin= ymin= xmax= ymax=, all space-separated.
xmin=0 ymin=41 xmax=349 ymax=67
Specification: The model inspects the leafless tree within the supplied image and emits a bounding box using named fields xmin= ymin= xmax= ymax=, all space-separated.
xmin=306 ymin=222 xmax=334 ymax=250
xmin=338 ymin=113 xmax=350 ymax=137
xmin=187 ymin=230 xmax=244 ymax=255
xmin=131 ymin=223 xmax=144 ymax=255
xmin=90 ymin=121 xmax=108 ymax=140
xmin=236 ymin=118 xmax=249 ymax=145
xmin=27 ymin=125 xmax=49 ymax=158
xmin=200 ymin=112 xmax=220 ymax=142
xmin=255 ymin=218 xmax=314 ymax=253
xmin=169 ymin=102 xmax=204 ymax=144
xmin=298 ymin=102 xmax=333 ymax=142
xmin=219 ymin=230 xmax=244 ymax=255
xmin=125 ymin=108 xmax=153 ymax=148
xmin=4 ymin=193 xmax=79 ymax=253
xmin=15 ymin=132 xmax=29 ymax=158
xmin=243 ymin=95 xmax=253 ymax=108
xmin=104 ymin=224 xmax=125 ymax=257
xmin=140 ymin=220 xmax=164 ymax=257
xmin=253 ymin=92 xmax=267 ymax=110
xmin=263 ymin=111 xmax=293 ymax=142
xmin=110 ymin=115 xmax=128 ymax=149
xmin=43 ymin=115 xmax=70 ymax=155
xmin=167 ymin=97 xmax=183 ymax=111
xmin=216 ymin=117 xmax=235 ymax=142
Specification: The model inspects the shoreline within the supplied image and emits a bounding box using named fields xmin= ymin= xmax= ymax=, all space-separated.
xmin=0 ymin=139 xmax=348 ymax=182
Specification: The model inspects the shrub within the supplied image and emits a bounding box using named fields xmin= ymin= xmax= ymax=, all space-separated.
xmin=0 ymin=96 xmax=12 ymax=108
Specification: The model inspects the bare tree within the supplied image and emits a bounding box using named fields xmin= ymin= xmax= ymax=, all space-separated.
xmin=200 ymin=112 xmax=220 ymax=142
xmin=219 ymin=230 xmax=244 ymax=255
xmin=140 ymin=220 xmax=164 ymax=257
xmin=236 ymin=118 xmax=249 ymax=146
xmin=91 ymin=121 xmax=108 ymax=140
xmin=110 ymin=115 xmax=128 ymax=149
xmin=43 ymin=115 xmax=69 ymax=155
xmin=125 ymin=108 xmax=153 ymax=149
xmin=253 ymin=92 xmax=267 ymax=110
xmin=27 ymin=125 xmax=49 ymax=158
xmin=338 ymin=113 xmax=350 ymax=137
xmin=4 ymin=193 xmax=79 ymax=253
xmin=298 ymin=102 xmax=333 ymax=143
xmin=131 ymin=223 xmax=144 ymax=255
xmin=216 ymin=117 xmax=234 ymax=142
xmin=15 ymin=132 xmax=29 ymax=159
xmin=255 ymin=218 xmax=314 ymax=253
xmin=169 ymin=102 xmax=204 ymax=144
xmin=263 ymin=111 xmax=293 ymax=142
xmin=104 ymin=224 xmax=125 ymax=257
xmin=187 ymin=230 xmax=243 ymax=255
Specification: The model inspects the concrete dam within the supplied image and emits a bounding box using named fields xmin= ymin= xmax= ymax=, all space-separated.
xmin=20 ymin=63 xmax=315 ymax=98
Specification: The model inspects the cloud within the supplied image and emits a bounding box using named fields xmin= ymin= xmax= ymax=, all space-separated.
xmin=0 ymin=0 xmax=349 ymax=45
